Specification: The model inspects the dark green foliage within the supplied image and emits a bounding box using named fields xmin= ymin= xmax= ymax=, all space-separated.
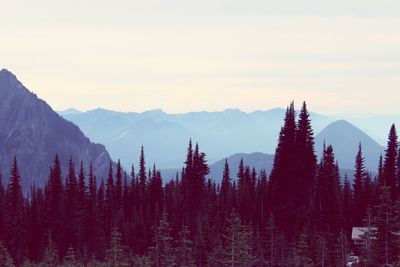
xmin=0 ymin=241 xmax=15 ymax=267
xmin=3 ymin=102 xmax=400 ymax=266
xmin=353 ymin=143 xmax=368 ymax=226
xmin=106 ymin=227 xmax=128 ymax=267
xmin=174 ymin=226 xmax=195 ymax=267
xmin=221 ymin=213 xmax=255 ymax=266
xmin=6 ymin=157 xmax=24 ymax=265
xmin=149 ymin=213 xmax=175 ymax=267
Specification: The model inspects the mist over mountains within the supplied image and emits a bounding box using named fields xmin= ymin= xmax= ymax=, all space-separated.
xmin=61 ymin=107 xmax=387 ymax=179
xmin=60 ymin=108 xmax=333 ymax=170
xmin=0 ymin=68 xmax=391 ymax=190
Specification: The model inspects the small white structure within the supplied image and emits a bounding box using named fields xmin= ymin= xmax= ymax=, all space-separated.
xmin=352 ymin=227 xmax=377 ymax=245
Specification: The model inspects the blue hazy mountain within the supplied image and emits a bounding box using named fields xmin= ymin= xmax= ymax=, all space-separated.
xmin=58 ymin=108 xmax=82 ymax=116
xmin=315 ymin=120 xmax=385 ymax=172
xmin=60 ymin=108 xmax=333 ymax=170
xmin=0 ymin=69 xmax=112 ymax=191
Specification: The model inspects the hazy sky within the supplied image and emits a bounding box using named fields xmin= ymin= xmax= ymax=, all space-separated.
xmin=1 ymin=0 xmax=399 ymax=114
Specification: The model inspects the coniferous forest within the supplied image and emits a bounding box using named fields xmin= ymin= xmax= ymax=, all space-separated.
xmin=1 ymin=102 xmax=400 ymax=266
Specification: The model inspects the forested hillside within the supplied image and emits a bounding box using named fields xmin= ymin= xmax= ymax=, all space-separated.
xmin=1 ymin=102 xmax=399 ymax=266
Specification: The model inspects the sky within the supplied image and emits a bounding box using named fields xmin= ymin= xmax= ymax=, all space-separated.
xmin=0 ymin=0 xmax=399 ymax=114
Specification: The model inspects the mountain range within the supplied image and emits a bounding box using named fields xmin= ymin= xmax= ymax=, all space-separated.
xmin=0 ymin=69 xmax=390 ymax=190
xmin=60 ymin=107 xmax=333 ymax=171
xmin=61 ymin=107 xmax=386 ymax=177
xmin=0 ymin=69 xmax=112 ymax=191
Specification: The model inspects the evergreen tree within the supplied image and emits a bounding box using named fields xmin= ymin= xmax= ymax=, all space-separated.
xmin=175 ymin=226 xmax=195 ymax=267
xmin=268 ymin=102 xmax=298 ymax=238
xmin=5 ymin=157 xmax=25 ymax=265
xmin=77 ymin=161 xmax=86 ymax=253
xmin=295 ymin=229 xmax=314 ymax=266
xmin=149 ymin=165 xmax=163 ymax=226
xmin=139 ymin=146 xmax=147 ymax=213
xmin=86 ymin=163 xmax=100 ymax=257
xmin=0 ymin=241 xmax=15 ymax=267
xmin=63 ymin=246 xmax=80 ymax=267
xmin=360 ymin=207 xmax=375 ymax=266
xmin=42 ymin=233 xmax=58 ymax=267
xmin=150 ymin=213 xmax=175 ymax=267
xmin=342 ymin=174 xmax=352 ymax=236
xmin=115 ymin=160 xmax=123 ymax=214
xmin=353 ymin=143 xmax=368 ymax=226
xmin=295 ymin=102 xmax=317 ymax=226
xmin=64 ymin=157 xmax=79 ymax=252
xmin=105 ymin=161 xmax=114 ymax=243
xmin=222 ymin=213 xmax=255 ymax=266
xmin=373 ymin=185 xmax=396 ymax=265
xmin=265 ymin=214 xmax=277 ymax=267
xmin=46 ymin=154 xmax=64 ymax=256
xmin=314 ymin=145 xmax=341 ymax=235
xmin=26 ymin=185 xmax=43 ymax=262
xmin=255 ymin=170 xmax=268 ymax=232
xmin=106 ymin=227 xmax=128 ymax=267
xmin=220 ymin=159 xmax=231 ymax=220
xmin=381 ymin=124 xmax=398 ymax=200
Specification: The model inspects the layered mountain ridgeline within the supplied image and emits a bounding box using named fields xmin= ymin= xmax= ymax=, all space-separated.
xmin=0 ymin=69 xmax=112 ymax=190
xmin=61 ymin=107 xmax=386 ymax=176
xmin=60 ymin=107 xmax=333 ymax=171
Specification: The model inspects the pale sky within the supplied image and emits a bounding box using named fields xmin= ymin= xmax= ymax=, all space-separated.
xmin=0 ymin=0 xmax=399 ymax=114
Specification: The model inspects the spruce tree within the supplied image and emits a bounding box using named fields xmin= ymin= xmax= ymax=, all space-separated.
xmin=42 ymin=233 xmax=58 ymax=267
xmin=115 ymin=160 xmax=123 ymax=214
xmin=295 ymin=102 xmax=317 ymax=216
xmin=138 ymin=146 xmax=147 ymax=213
xmin=268 ymin=102 xmax=297 ymax=237
xmin=314 ymin=145 xmax=341 ymax=235
xmin=6 ymin=157 xmax=25 ymax=265
xmin=373 ymin=185 xmax=396 ymax=265
xmin=382 ymin=124 xmax=398 ymax=200
xmin=106 ymin=227 xmax=128 ymax=267
xmin=150 ymin=213 xmax=175 ymax=267
xmin=222 ymin=213 xmax=255 ymax=266
xmin=63 ymin=246 xmax=80 ymax=267
xmin=64 ymin=157 xmax=79 ymax=252
xmin=353 ymin=143 xmax=368 ymax=226
xmin=0 ymin=241 xmax=15 ymax=267
xmin=342 ymin=174 xmax=352 ymax=236
xmin=105 ymin=161 xmax=114 ymax=243
xmin=46 ymin=154 xmax=64 ymax=255
xmin=175 ymin=226 xmax=195 ymax=267
xmin=220 ymin=159 xmax=231 ymax=220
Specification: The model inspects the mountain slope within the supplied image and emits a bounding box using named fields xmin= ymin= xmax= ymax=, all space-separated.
xmin=315 ymin=120 xmax=385 ymax=172
xmin=0 ymin=69 xmax=112 ymax=190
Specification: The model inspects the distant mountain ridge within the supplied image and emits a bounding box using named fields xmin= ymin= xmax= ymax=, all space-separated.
xmin=0 ymin=69 xmax=112 ymax=191
xmin=315 ymin=120 xmax=385 ymax=172
xmin=61 ymin=107 xmax=333 ymax=171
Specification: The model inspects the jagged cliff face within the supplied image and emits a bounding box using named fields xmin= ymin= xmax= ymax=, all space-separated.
xmin=0 ymin=69 xmax=112 ymax=191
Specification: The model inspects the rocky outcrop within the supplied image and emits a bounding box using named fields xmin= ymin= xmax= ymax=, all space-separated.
xmin=0 ymin=69 xmax=112 ymax=191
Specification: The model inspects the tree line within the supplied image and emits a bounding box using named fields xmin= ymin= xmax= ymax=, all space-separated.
xmin=1 ymin=102 xmax=400 ymax=266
